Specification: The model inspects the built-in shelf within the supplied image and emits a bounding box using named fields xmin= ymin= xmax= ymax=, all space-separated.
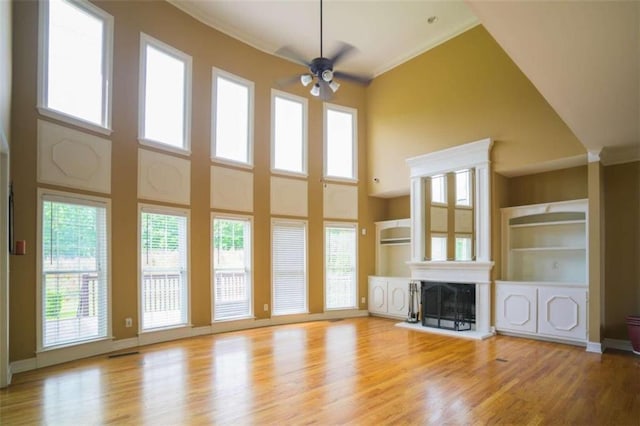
xmin=502 ymin=199 xmax=588 ymax=284
xmin=375 ymin=219 xmax=411 ymax=277
xmin=511 ymin=247 xmax=585 ymax=252
xmin=380 ymin=238 xmax=411 ymax=245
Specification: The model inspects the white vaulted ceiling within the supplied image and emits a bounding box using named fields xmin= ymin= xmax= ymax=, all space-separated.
xmin=170 ymin=0 xmax=640 ymax=164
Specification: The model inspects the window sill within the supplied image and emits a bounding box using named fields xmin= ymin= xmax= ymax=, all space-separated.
xmin=211 ymin=157 xmax=254 ymax=170
xmin=270 ymin=169 xmax=308 ymax=179
xmin=139 ymin=138 xmax=191 ymax=157
xmin=37 ymin=107 xmax=112 ymax=136
xmin=322 ymin=176 xmax=358 ymax=185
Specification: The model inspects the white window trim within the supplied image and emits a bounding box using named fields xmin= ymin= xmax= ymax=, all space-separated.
xmin=211 ymin=212 xmax=254 ymax=323
xmin=323 ymin=102 xmax=358 ymax=183
xmin=36 ymin=188 xmax=113 ymax=352
xmin=138 ymin=33 xmax=192 ymax=156
xmin=323 ymin=221 xmax=358 ymax=311
xmin=37 ymin=0 xmax=114 ymax=135
xmin=271 ymin=218 xmax=309 ymax=316
xmin=211 ymin=68 xmax=254 ymax=169
xmin=137 ymin=203 xmax=191 ymax=333
xmin=270 ymin=89 xmax=308 ymax=178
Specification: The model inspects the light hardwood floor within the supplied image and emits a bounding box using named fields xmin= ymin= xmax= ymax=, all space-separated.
xmin=1 ymin=317 xmax=639 ymax=425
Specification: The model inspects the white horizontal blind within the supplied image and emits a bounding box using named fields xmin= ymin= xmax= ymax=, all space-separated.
xmin=272 ymin=220 xmax=307 ymax=315
xmin=140 ymin=210 xmax=188 ymax=330
xmin=213 ymin=217 xmax=252 ymax=321
xmin=325 ymin=224 xmax=357 ymax=310
xmin=41 ymin=195 xmax=108 ymax=348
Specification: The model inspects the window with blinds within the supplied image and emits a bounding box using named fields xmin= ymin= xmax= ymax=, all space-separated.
xmin=213 ymin=216 xmax=252 ymax=321
xmin=272 ymin=220 xmax=307 ymax=315
xmin=140 ymin=208 xmax=189 ymax=330
xmin=40 ymin=193 xmax=109 ymax=349
xmin=325 ymin=224 xmax=357 ymax=310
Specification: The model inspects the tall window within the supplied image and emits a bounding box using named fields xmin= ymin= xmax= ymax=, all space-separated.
xmin=139 ymin=33 xmax=192 ymax=152
xmin=431 ymin=235 xmax=447 ymax=261
xmin=325 ymin=224 xmax=357 ymax=310
xmin=140 ymin=207 xmax=189 ymax=330
xmin=272 ymin=220 xmax=307 ymax=315
xmin=38 ymin=0 xmax=113 ymax=132
xmin=40 ymin=192 xmax=109 ymax=349
xmin=212 ymin=216 xmax=252 ymax=321
xmin=271 ymin=90 xmax=307 ymax=175
xmin=212 ymin=69 xmax=254 ymax=166
xmin=324 ymin=104 xmax=357 ymax=181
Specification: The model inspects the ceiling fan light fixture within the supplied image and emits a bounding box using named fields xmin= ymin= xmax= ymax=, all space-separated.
xmin=310 ymin=83 xmax=321 ymax=97
xmin=329 ymin=80 xmax=340 ymax=93
xmin=300 ymin=74 xmax=313 ymax=86
xmin=321 ymin=69 xmax=334 ymax=82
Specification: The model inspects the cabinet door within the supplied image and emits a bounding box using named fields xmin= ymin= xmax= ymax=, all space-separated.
xmin=368 ymin=277 xmax=387 ymax=314
xmin=387 ymin=279 xmax=410 ymax=319
xmin=537 ymin=287 xmax=587 ymax=341
xmin=495 ymin=284 xmax=537 ymax=333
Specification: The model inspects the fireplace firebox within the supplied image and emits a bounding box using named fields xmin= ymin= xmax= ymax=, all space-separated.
xmin=421 ymin=282 xmax=475 ymax=331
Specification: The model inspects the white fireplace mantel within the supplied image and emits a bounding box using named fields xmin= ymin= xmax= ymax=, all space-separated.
xmin=405 ymin=138 xmax=494 ymax=339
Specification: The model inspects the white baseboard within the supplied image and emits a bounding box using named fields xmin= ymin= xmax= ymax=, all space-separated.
xmin=8 ymin=310 xmax=370 ymax=375
xmin=603 ymin=338 xmax=634 ymax=353
xmin=586 ymin=341 xmax=603 ymax=354
xmin=111 ymin=337 xmax=139 ymax=352
xmin=10 ymin=357 xmax=37 ymax=374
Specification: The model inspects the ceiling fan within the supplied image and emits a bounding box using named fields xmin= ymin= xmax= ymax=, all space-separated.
xmin=276 ymin=0 xmax=370 ymax=100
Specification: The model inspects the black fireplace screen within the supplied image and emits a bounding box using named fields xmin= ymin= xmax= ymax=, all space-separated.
xmin=421 ymin=282 xmax=475 ymax=331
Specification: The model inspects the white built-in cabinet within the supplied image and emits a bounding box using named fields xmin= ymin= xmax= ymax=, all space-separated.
xmin=369 ymin=219 xmax=411 ymax=320
xmin=496 ymin=199 xmax=588 ymax=344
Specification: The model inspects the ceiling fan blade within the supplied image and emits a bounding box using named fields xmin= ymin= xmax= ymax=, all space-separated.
xmin=328 ymin=42 xmax=356 ymax=66
xmin=334 ymin=70 xmax=371 ymax=86
xmin=276 ymin=75 xmax=303 ymax=88
xmin=275 ymin=46 xmax=311 ymax=68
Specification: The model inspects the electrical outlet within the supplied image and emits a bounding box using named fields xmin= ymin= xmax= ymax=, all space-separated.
xmin=361 ymin=228 xmax=367 ymax=236
xmin=361 ymin=297 xmax=366 ymax=304
xmin=263 ymin=304 xmax=268 ymax=312
xmin=125 ymin=317 xmax=132 ymax=328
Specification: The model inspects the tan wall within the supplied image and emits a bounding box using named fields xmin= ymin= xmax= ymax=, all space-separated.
xmin=9 ymin=0 xmax=374 ymax=362
xmin=507 ymin=166 xmax=588 ymax=207
xmin=366 ymin=25 xmax=585 ymax=197
xmin=385 ymin=195 xmax=410 ymax=220
xmin=604 ymin=161 xmax=640 ymax=339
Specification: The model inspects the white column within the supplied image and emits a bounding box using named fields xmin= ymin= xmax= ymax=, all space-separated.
xmin=475 ymin=162 xmax=491 ymax=262
xmin=410 ymin=176 xmax=425 ymax=262
xmin=475 ymin=281 xmax=491 ymax=334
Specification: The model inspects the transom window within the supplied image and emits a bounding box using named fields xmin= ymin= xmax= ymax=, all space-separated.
xmin=271 ymin=90 xmax=307 ymax=175
xmin=212 ymin=216 xmax=253 ymax=321
xmin=139 ymin=33 xmax=192 ymax=153
xmin=140 ymin=206 xmax=189 ymax=330
xmin=212 ymin=68 xmax=254 ymax=166
xmin=38 ymin=0 xmax=113 ymax=133
xmin=39 ymin=191 xmax=110 ymax=349
xmin=324 ymin=103 xmax=357 ymax=181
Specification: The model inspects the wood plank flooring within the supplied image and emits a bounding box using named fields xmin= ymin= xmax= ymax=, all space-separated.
xmin=1 ymin=317 xmax=639 ymax=425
